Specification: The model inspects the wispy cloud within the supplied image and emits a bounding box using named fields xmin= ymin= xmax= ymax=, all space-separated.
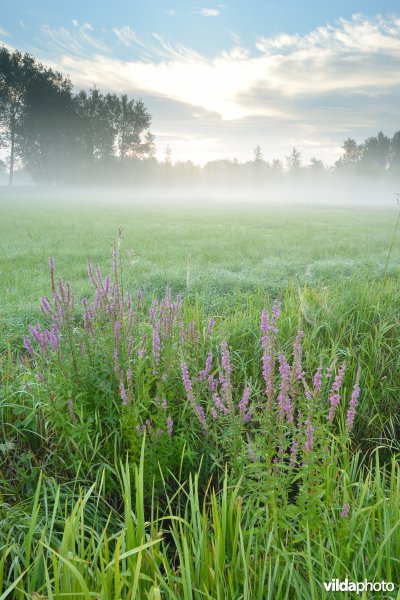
xmin=0 ymin=26 xmax=11 ymax=37
xmin=198 ymin=8 xmax=220 ymax=17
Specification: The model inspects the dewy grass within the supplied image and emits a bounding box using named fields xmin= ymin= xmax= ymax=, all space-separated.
xmin=1 ymin=240 xmax=399 ymax=597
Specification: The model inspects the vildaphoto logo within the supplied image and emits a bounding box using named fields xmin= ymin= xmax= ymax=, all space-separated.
xmin=324 ymin=579 xmax=395 ymax=594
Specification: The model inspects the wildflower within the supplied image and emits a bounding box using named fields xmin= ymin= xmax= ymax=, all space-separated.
xmin=103 ymin=275 xmax=110 ymax=296
xmin=167 ymin=415 xmax=173 ymax=437
xmin=346 ymin=382 xmax=360 ymax=431
xmin=152 ymin=327 xmax=161 ymax=374
xmin=196 ymin=405 xmax=207 ymax=430
xmin=199 ymin=351 xmax=212 ymax=380
xmin=206 ymin=317 xmax=215 ymax=338
xmin=278 ymin=354 xmax=294 ymax=422
xmin=49 ymin=256 xmax=56 ymax=293
xmin=120 ymin=379 xmax=128 ymax=405
xmin=327 ymin=361 xmax=347 ymax=422
xmin=23 ymin=336 xmax=34 ymax=355
xmin=239 ymin=385 xmax=251 ymax=415
xmin=340 ymin=503 xmax=350 ymax=519
xmin=313 ymin=364 xmax=323 ymax=396
xmin=304 ymin=418 xmax=314 ymax=454
xmin=41 ymin=296 xmax=52 ymax=316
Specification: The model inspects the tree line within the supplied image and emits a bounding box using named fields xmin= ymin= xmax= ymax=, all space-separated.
xmin=0 ymin=47 xmax=155 ymax=185
xmin=1 ymin=46 xmax=399 ymax=186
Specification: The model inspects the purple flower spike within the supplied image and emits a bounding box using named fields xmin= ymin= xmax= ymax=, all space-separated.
xmin=23 ymin=336 xmax=34 ymax=355
xmin=346 ymin=382 xmax=360 ymax=431
xmin=167 ymin=415 xmax=173 ymax=437
xmin=340 ymin=503 xmax=350 ymax=519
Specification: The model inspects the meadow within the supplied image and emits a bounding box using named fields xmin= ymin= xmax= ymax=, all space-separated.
xmin=1 ymin=193 xmax=400 ymax=598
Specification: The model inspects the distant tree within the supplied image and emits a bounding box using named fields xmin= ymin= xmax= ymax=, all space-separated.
xmin=309 ymin=157 xmax=324 ymax=171
xmin=360 ymin=131 xmax=390 ymax=172
xmin=164 ymin=144 xmax=172 ymax=166
xmin=0 ymin=48 xmax=36 ymax=185
xmin=108 ymin=94 xmax=152 ymax=160
xmin=286 ymin=147 xmax=301 ymax=172
xmin=253 ymin=144 xmax=264 ymax=163
xmin=18 ymin=65 xmax=76 ymax=183
xmin=390 ymin=131 xmax=400 ymax=172
xmin=144 ymin=131 xmax=156 ymax=158
xmin=271 ymin=158 xmax=283 ymax=173
xmin=73 ymin=87 xmax=115 ymax=164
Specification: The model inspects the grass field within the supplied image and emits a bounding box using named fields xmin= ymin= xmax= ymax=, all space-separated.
xmin=1 ymin=196 xmax=399 ymax=319
xmin=1 ymin=194 xmax=400 ymax=598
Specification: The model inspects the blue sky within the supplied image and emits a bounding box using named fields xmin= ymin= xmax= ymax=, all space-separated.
xmin=1 ymin=1 xmax=400 ymax=163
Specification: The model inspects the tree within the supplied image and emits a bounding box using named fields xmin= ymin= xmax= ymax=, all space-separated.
xmin=253 ymin=144 xmax=264 ymax=163
xmin=360 ymin=131 xmax=390 ymax=172
xmin=73 ymin=87 xmax=115 ymax=164
xmin=390 ymin=131 xmax=400 ymax=172
xmin=108 ymin=94 xmax=152 ymax=160
xmin=18 ymin=65 xmax=77 ymax=184
xmin=286 ymin=147 xmax=301 ymax=172
xmin=0 ymin=48 xmax=36 ymax=185
xmin=309 ymin=157 xmax=324 ymax=171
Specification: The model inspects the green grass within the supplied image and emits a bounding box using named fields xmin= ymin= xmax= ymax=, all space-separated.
xmin=1 ymin=196 xmax=399 ymax=324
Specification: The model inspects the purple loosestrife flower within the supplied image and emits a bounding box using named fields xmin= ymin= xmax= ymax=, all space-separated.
xmin=49 ymin=256 xmax=56 ymax=294
xmin=220 ymin=340 xmax=233 ymax=411
xmin=103 ymin=275 xmax=110 ymax=297
xmin=327 ymin=361 xmax=347 ymax=423
xmin=120 ymin=379 xmax=128 ymax=405
xmin=304 ymin=418 xmax=314 ymax=454
xmin=167 ymin=415 xmax=173 ymax=437
xmin=112 ymin=249 xmax=118 ymax=280
xmin=150 ymin=299 xmax=158 ymax=323
xmin=189 ymin=320 xmax=195 ymax=338
xmin=243 ymin=411 xmax=252 ymax=423
xmin=239 ymin=386 xmax=251 ymax=415
xmin=341 ymin=503 xmax=350 ymax=519
xmin=23 ymin=336 xmax=34 ymax=355
xmin=127 ymin=368 xmax=132 ymax=383
xmin=181 ymin=362 xmax=193 ymax=396
xmin=208 ymin=374 xmax=217 ymax=392
xmin=346 ymin=382 xmax=360 ymax=431
xmin=292 ymin=329 xmax=304 ymax=381
xmin=114 ymin=321 xmax=121 ymax=342
xmin=313 ymin=365 xmax=323 ymax=397
xmin=41 ymin=296 xmax=52 ymax=316
xmin=206 ymin=317 xmax=215 ymax=339
xmin=114 ymin=349 xmax=120 ymax=376
xmin=271 ymin=300 xmax=280 ymax=332
xmin=152 ymin=327 xmax=161 ymax=374
xmin=261 ymin=308 xmax=275 ymax=405
xmin=196 ymin=405 xmax=207 ymax=430
xmin=278 ymin=354 xmax=294 ymax=423
xmin=199 ymin=352 xmax=212 ymax=380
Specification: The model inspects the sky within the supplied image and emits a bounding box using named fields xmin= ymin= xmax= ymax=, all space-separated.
xmin=1 ymin=1 xmax=400 ymax=165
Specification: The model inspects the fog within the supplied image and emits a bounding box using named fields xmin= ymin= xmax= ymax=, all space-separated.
xmin=1 ymin=175 xmax=398 ymax=210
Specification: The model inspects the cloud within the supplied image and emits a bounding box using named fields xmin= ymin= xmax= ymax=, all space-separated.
xmin=0 ymin=26 xmax=11 ymax=37
xmin=198 ymin=8 xmax=220 ymax=17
